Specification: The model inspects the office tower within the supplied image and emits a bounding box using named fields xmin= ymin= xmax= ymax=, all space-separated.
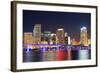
xmin=41 ymin=32 xmax=48 ymax=45
xmin=33 ymin=24 xmax=41 ymax=44
xmin=56 ymin=28 xmax=65 ymax=44
xmin=41 ymin=33 xmax=44 ymax=41
xmin=44 ymin=31 xmax=51 ymax=44
xmin=88 ymin=39 xmax=91 ymax=46
xmin=23 ymin=32 xmax=33 ymax=49
xmin=80 ymin=27 xmax=88 ymax=46
xmin=68 ymin=36 xmax=71 ymax=45
xmin=51 ymin=33 xmax=57 ymax=44
xmin=64 ymin=32 xmax=68 ymax=45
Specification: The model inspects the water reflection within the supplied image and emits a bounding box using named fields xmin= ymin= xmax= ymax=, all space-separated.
xmin=23 ymin=46 xmax=91 ymax=62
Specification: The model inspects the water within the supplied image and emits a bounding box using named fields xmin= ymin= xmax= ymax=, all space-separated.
xmin=23 ymin=46 xmax=91 ymax=62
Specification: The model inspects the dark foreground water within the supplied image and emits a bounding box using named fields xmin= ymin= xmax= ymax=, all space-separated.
xmin=23 ymin=46 xmax=91 ymax=62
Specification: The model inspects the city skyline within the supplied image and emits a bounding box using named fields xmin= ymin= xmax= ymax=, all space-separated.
xmin=24 ymin=24 xmax=90 ymax=46
xmin=23 ymin=10 xmax=91 ymax=62
xmin=23 ymin=10 xmax=91 ymax=39
xmin=23 ymin=24 xmax=90 ymax=62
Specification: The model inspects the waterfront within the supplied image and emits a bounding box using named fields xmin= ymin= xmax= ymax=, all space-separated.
xmin=23 ymin=10 xmax=91 ymax=62
xmin=23 ymin=45 xmax=91 ymax=62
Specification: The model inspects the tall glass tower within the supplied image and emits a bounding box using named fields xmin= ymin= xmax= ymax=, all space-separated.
xmin=80 ymin=27 xmax=88 ymax=46
xmin=56 ymin=28 xmax=65 ymax=44
xmin=33 ymin=24 xmax=41 ymax=44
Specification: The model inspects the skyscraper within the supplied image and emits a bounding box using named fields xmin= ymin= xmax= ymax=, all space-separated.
xmin=80 ymin=27 xmax=88 ymax=46
xmin=56 ymin=28 xmax=65 ymax=44
xmin=51 ymin=33 xmax=57 ymax=44
xmin=33 ymin=24 xmax=41 ymax=44
xmin=44 ymin=31 xmax=51 ymax=44
xmin=23 ymin=32 xmax=33 ymax=49
xmin=64 ymin=32 xmax=68 ymax=45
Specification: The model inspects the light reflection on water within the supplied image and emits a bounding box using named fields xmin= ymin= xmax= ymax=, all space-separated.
xmin=23 ymin=46 xmax=91 ymax=62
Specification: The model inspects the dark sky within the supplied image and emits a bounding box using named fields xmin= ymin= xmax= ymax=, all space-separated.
xmin=23 ymin=10 xmax=91 ymax=39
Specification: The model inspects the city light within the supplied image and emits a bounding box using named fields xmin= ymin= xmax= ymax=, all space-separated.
xmin=23 ymin=10 xmax=91 ymax=62
xmin=24 ymin=24 xmax=90 ymax=49
xmin=80 ymin=26 xmax=87 ymax=30
xmin=68 ymin=36 xmax=71 ymax=45
xmin=57 ymin=28 xmax=64 ymax=31
xmin=23 ymin=24 xmax=91 ymax=62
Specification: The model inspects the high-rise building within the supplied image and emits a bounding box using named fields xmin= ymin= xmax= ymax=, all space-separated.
xmin=51 ymin=33 xmax=57 ymax=44
xmin=23 ymin=32 xmax=33 ymax=48
xmin=33 ymin=24 xmax=41 ymax=44
xmin=88 ymin=39 xmax=91 ymax=46
xmin=64 ymin=32 xmax=68 ymax=45
xmin=68 ymin=36 xmax=71 ymax=45
xmin=80 ymin=27 xmax=88 ymax=46
xmin=43 ymin=31 xmax=51 ymax=44
xmin=56 ymin=28 xmax=65 ymax=44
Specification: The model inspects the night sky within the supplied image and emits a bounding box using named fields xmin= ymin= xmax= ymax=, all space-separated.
xmin=23 ymin=10 xmax=91 ymax=39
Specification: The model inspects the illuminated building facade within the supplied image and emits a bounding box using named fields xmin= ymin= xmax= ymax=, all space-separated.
xmin=71 ymin=38 xmax=80 ymax=46
xmin=64 ymin=32 xmax=68 ymax=45
xmin=51 ymin=33 xmax=57 ymax=44
xmin=68 ymin=36 xmax=71 ymax=45
xmin=44 ymin=31 xmax=51 ymax=44
xmin=23 ymin=32 xmax=33 ymax=48
xmin=80 ymin=27 xmax=88 ymax=46
xmin=56 ymin=28 xmax=65 ymax=44
xmin=33 ymin=24 xmax=41 ymax=44
xmin=88 ymin=39 xmax=91 ymax=46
